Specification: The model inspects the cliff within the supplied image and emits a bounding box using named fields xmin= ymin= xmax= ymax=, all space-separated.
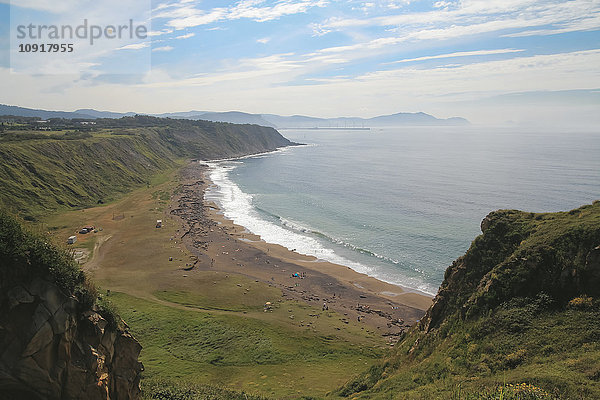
xmin=0 ymin=116 xmax=292 ymax=219
xmin=421 ymin=203 xmax=600 ymax=332
xmin=0 ymin=211 xmax=143 ymax=400
xmin=336 ymin=201 xmax=600 ymax=399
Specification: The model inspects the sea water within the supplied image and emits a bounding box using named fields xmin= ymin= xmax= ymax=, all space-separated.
xmin=205 ymin=127 xmax=600 ymax=295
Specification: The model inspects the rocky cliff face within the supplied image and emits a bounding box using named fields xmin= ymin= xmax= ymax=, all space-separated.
xmin=0 ymin=278 xmax=142 ymax=400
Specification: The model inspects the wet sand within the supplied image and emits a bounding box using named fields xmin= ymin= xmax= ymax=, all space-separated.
xmin=169 ymin=162 xmax=433 ymax=340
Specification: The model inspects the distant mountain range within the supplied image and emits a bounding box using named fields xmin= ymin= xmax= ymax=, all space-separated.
xmin=0 ymin=104 xmax=469 ymax=128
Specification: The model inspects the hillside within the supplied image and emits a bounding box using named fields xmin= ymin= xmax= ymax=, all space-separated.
xmin=192 ymin=111 xmax=277 ymax=128
xmin=263 ymin=112 xmax=470 ymax=128
xmin=0 ymin=116 xmax=292 ymax=219
xmin=0 ymin=104 xmax=96 ymax=120
xmin=0 ymin=104 xmax=470 ymax=128
xmin=335 ymin=202 xmax=600 ymax=399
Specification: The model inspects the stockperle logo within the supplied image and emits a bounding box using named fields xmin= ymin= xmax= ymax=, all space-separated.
xmin=9 ymin=0 xmax=151 ymax=75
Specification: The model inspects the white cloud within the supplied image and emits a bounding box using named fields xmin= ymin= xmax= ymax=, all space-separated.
xmin=148 ymin=29 xmax=174 ymax=37
xmin=309 ymin=23 xmax=332 ymax=36
xmin=433 ymin=1 xmax=453 ymax=9
xmin=2 ymin=49 xmax=599 ymax=125
xmin=154 ymin=0 xmax=328 ymax=29
xmin=3 ymin=0 xmax=81 ymax=14
xmin=318 ymin=0 xmax=600 ymax=42
xmin=387 ymin=49 xmax=525 ymax=64
xmin=117 ymin=42 xmax=150 ymax=50
xmin=3 ymin=0 xmax=599 ymax=126
xmin=287 ymin=0 xmax=600 ymax=72
xmin=153 ymin=46 xmax=174 ymax=52
xmin=133 ymin=48 xmax=600 ymax=124
xmin=503 ymin=13 xmax=600 ymax=37
xmin=176 ymin=32 xmax=195 ymax=39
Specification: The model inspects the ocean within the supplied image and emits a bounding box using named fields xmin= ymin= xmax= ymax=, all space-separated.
xmin=205 ymin=127 xmax=600 ymax=295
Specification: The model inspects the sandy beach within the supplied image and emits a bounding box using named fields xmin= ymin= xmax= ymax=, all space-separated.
xmin=170 ymin=161 xmax=432 ymax=339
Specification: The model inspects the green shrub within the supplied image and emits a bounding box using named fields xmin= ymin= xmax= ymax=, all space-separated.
xmin=0 ymin=209 xmax=121 ymax=326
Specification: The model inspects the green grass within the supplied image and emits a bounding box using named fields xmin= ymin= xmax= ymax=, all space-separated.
xmin=141 ymin=379 xmax=269 ymax=400
xmin=334 ymin=202 xmax=600 ymax=399
xmin=0 ymin=117 xmax=291 ymax=220
xmin=109 ymin=292 xmax=385 ymax=399
xmin=153 ymin=273 xmax=282 ymax=312
xmin=0 ymin=132 xmax=178 ymax=219
xmin=334 ymin=306 xmax=600 ymax=399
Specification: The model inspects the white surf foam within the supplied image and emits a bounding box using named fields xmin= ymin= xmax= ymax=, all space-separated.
xmin=204 ymin=161 xmax=375 ymax=276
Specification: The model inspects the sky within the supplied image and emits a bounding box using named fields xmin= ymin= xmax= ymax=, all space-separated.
xmin=1 ymin=0 xmax=599 ymax=126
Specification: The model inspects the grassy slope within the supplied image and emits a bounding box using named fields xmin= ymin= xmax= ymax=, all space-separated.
xmin=0 ymin=132 xmax=177 ymax=217
xmin=335 ymin=202 xmax=600 ymax=399
xmin=0 ymin=118 xmax=291 ymax=219
xmin=42 ymin=169 xmax=389 ymax=400
xmin=113 ymin=293 xmax=383 ymax=399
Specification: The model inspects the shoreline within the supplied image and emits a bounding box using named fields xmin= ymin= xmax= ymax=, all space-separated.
xmin=170 ymin=161 xmax=432 ymax=339
xmin=203 ymin=148 xmax=435 ymax=298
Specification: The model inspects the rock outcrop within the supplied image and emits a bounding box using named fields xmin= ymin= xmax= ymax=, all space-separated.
xmin=419 ymin=202 xmax=600 ymax=333
xmin=0 ymin=278 xmax=142 ymax=400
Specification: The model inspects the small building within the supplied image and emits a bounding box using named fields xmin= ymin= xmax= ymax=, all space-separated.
xmin=156 ymin=220 xmax=162 ymax=228
xmin=67 ymin=236 xmax=77 ymax=244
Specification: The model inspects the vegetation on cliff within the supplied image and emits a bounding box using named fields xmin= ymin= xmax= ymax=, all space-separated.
xmin=0 ymin=116 xmax=292 ymax=219
xmin=336 ymin=201 xmax=600 ymax=399
xmin=0 ymin=210 xmax=143 ymax=399
xmin=1 ymin=209 xmax=97 ymax=311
